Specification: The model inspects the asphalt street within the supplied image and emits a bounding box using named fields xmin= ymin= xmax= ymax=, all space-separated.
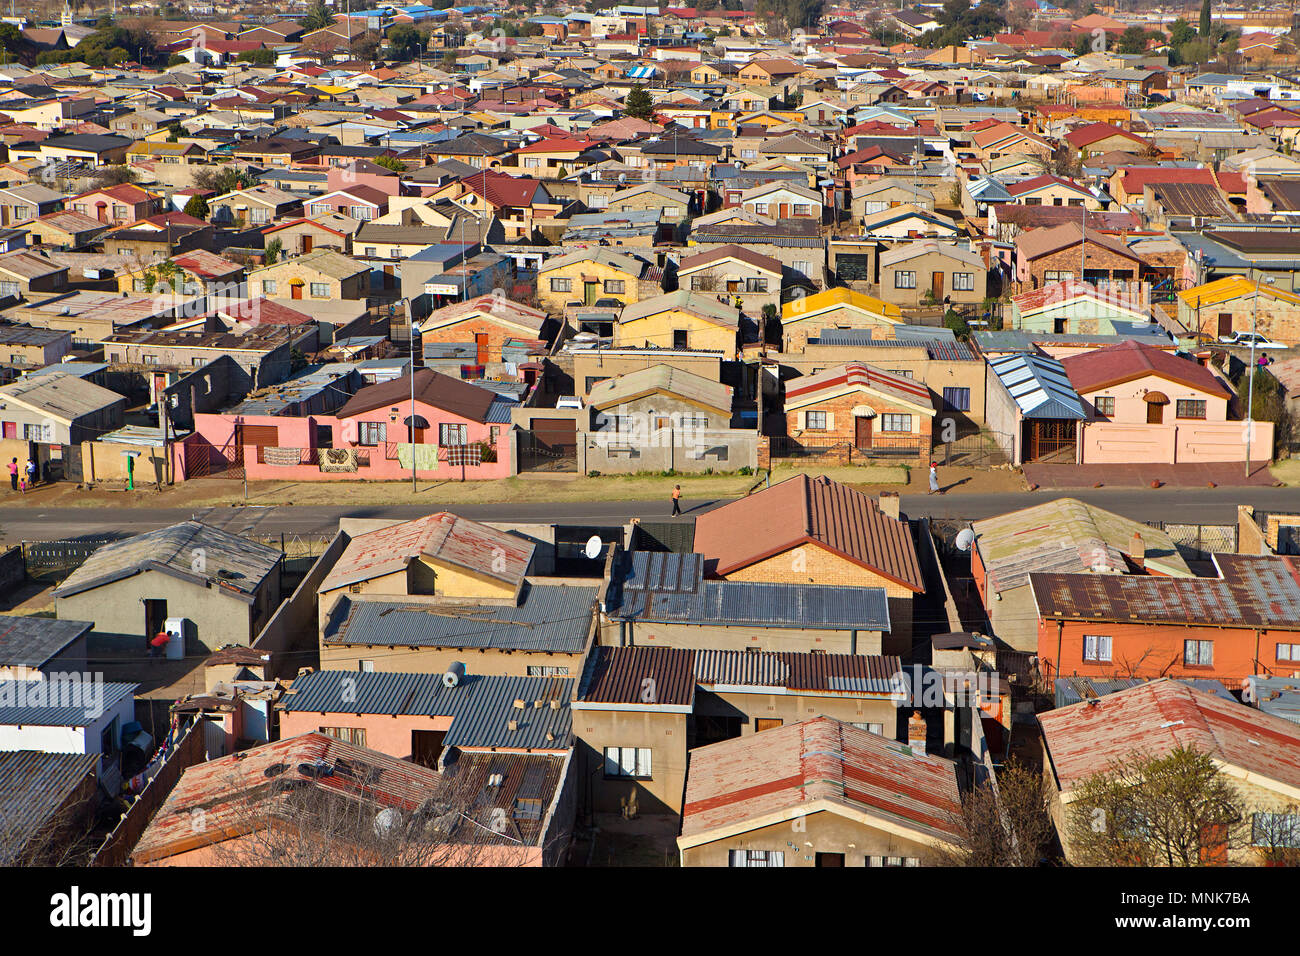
xmin=3 ymin=485 xmax=1300 ymax=543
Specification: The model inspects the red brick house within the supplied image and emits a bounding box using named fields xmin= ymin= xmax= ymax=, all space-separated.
xmin=1014 ymin=222 xmax=1145 ymax=292
xmin=418 ymin=294 xmax=558 ymax=363
xmin=67 ymin=183 xmax=162 ymax=226
xmin=782 ymin=362 xmax=935 ymax=463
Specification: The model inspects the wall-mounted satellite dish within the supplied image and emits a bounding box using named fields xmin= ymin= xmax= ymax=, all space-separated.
xmin=584 ymin=535 xmax=603 ymax=560
xmin=955 ymin=528 xmax=974 ymax=552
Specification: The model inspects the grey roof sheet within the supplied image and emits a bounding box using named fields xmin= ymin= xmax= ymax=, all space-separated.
xmin=987 ymin=351 xmax=1085 ymax=420
xmin=0 ymin=751 xmax=99 ymax=865
xmin=607 ymin=551 xmax=891 ymax=630
xmin=324 ymin=584 xmax=597 ymax=653
xmin=0 ymin=616 xmax=91 ymax=668
xmin=278 ymin=669 xmax=572 ymax=750
xmin=0 ymin=679 xmax=135 ymax=726
xmin=52 ymin=521 xmax=281 ymax=602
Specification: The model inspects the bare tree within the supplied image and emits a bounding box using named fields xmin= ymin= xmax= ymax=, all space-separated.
xmin=0 ymin=796 xmax=103 ymax=867
xmin=1066 ymin=747 xmax=1244 ymax=867
xmin=931 ymin=759 xmax=1056 ymax=866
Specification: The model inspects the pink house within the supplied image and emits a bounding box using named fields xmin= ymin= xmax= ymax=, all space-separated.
xmin=303 ymin=184 xmax=389 ymax=221
xmin=1063 ymin=340 xmax=1273 ymax=464
xmin=188 ymin=369 xmax=515 ymax=481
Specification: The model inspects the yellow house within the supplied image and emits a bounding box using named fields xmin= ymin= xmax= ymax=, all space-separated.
xmin=538 ymin=249 xmax=649 ymax=314
xmin=693 ymin=62 xmax=723 ymax=84
xmin=615 ymin=290 xmax=741 ymax=353
xmin=780 ymin=287 xmax=904 ymax=350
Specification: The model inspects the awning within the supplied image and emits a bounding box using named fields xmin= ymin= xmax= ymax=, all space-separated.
xmin=852 ymin=404 xmax=876 ymax=418
xmin=403 ymin=414 xmax=430 ymax=429
xmin=1143 ymin=391 xmax=1170 ymax=405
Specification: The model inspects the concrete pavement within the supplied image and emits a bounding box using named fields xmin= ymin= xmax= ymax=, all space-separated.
xmin=3 ymin=485 xmax=1300 ymax=543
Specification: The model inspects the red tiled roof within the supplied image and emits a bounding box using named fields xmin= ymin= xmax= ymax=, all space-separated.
xmin=1006 ymin=174 xmax=1090 ymax=197
xmin=1064 ymin=122 xmax=1145 ymax=148
xmin=785 ymin=361 xmax=934 ymax=410
xmin=337 ymin=368 xmax=497 ymax=423
xmin=1061 ymin=340 xmax=1229 ymax=397
xmin=461 ymin=170 xmax=543 ymax=208
xmin=1118 ymin=166 xmax=1217 ymax=193
xmin=693 ymin=473 xmax=925 ymax=591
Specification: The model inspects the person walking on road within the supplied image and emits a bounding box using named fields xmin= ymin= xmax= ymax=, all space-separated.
xmin=929 ymin=462 xmax=940 ymax=495
xmin=671 ymin=484 xmax=682 ymax=516
xmin=7 ymin=458 xmax=16 ymax=492
xmin=24 ymin=458 xmax=36 ymax=490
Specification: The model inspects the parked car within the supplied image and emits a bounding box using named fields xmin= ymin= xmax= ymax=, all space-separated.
xmin=1218 ymin=331 xmax=1288 ymax=349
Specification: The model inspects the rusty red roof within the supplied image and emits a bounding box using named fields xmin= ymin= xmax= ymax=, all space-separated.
xmin=320 ymin=512 xmax=535 ymax=593
xmin=575 ymin=646 xmax=696 ymax=707
xmin=1039 ymin=679 xmax=1300 ymax=794
xmin=784 ymin=361 xmax=935 ymax=412
xmin=678 ymin=717 xmax=962 ymax=845
xmin=693 ymin=474 xmax=924 ymax=592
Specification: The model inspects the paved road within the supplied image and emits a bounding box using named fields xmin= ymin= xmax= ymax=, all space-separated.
xmin=3 ymin=485 xmax=1300 ymax=542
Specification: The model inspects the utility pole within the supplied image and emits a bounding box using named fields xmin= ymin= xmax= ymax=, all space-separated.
xmin=1246 ymin=274 xmax=1274 ymax=478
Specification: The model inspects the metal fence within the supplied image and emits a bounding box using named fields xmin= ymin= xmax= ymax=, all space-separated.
xmin=768 ymin=435 xmax=925 ymax=462
xmin=518 ymin=429 xmax=577 ymax=473
xmin=934 ymin=430 xmax=1012 ymax=467
xmin=21 ymin=536 xmax=128 ymax=582
xmin=1145 ymin=521 xmax=1237 ymax=561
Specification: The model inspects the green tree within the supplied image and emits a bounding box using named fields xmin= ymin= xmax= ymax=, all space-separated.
xmin=302 ymin=0 xmax=334 ymax=31
xmin=265 ymin=238 xmax=283 ymax=266
xmin=387 ymin=23 xmax=424 ymax=60
xmin=1067 ymin=747 xmax=1243 ymax=867
xmin=372 ymin=154 xmax=406 ymax=172
xmin=182 ymin=194 xmax=209 ymax=220
xmin=1199 ymin=0 xmax=1211 ymax=37
xmin=624 ymin=83 xmax=655 ymax=121
xmin=350 ymin=31 xmax=380 ymax=62
xmin=1117 ymin=25 xmax=1148 ymax=54
xmin=237 ymin=49 xmax=277 ymax=65
xmin=1169 ymin=18 xmax=1196 ymax=47
xmin=167 ymin=53 xmax=187 ymax=66
xmin=1073 ymin=32 xmax=1091 ymax=56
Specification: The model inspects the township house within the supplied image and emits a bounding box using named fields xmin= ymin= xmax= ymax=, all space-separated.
xmin=315 ymin=513 xmax=596 ymax=678
xmin=193 ymin=369 xmax=516 ymax=483
xmin=1030 ymin=553 xmax=1300 ymax=686
xmin=52 ymin=520 xmax=282 ymax=651
xmin=1039 ymin=680 xmax=1300 ymax=866
xmin=782 ymin=361 xmax=935 ymax=464
xmin=0 ymin=370 xmax=126 ymax=443
xmin=693 ymin=474 xmax=924 ymax=650
xmin=572 ymin=644 xmax=905 ymax=818
xmin=247 ymin=249 xmax=369 ymax=301
xmin=615 ymin=291 xmax=743 ymax=353
xmin=132 ymin=731 xmax=573 ymax=867
xmin=1014 ymin=222 xmax=1145 ymax=292
xmin=878 ymin=242 xmax=987 ymax=309
xmin=417 ymin=295 xmax=556 ymax=366
xmin=984 ymin=351 xmax=1087 ymax=465
xmin=969 ymin=498 xmax=1193 ymax=654
xmin=538 ymin=249 xmax=651 ymax=313
xmin=676 ymin=716 xmax=962 ymax=867
xmin=1177 ymin=275 xmax=1300 ymax=345
xmin=780 ymin=287 xmax=903 ymax=351
xmin=1008 ymin=280 xmax=1158 ymax=336
xmin=1062 ymin=340 xmax=1273 ymax=465
xmin=676 ymin=244 xmax=783 ymax=313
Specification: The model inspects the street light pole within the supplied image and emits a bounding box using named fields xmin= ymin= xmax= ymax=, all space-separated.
xmin=1245 ymin=275 xmax=1275 ymax=478
xmin=406 ymin=296 xmax=417 ymax=494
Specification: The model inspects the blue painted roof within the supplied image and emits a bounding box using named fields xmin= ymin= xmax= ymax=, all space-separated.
xmin=988 ymin=351 xmax=1085 ymax=420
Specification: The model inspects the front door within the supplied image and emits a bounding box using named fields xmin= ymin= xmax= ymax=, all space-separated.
xmin=1218 ymin=313 xmax=1233 ymax=337
xmin=475 ymin=332 xmax=489 ymax=364
xmin=144 ymin=599 xmax=167 ymax=649
xmin=584 ymin=281 xmax=598 ymax=305
xmin=778 ymin=203 xmax=790 ymax=218
xmin=302 ymin=234 xmax=313 ymax=253
xmin=291 ymin=283 xmax=303 ymax=300
xmin=816 ymin=852 xmax=845 ymax=867
xmin=1147 ymin=402 xmax=1163 ymax=424
xmin=855 ymin=415 xmax=873 ymax=449
xmin=932 ymin=271 xmax=945 ymax=301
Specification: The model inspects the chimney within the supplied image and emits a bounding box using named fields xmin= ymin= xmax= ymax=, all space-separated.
xmin=1129 ymin=531 xmax=1145 ymax=571
xmin=878 ymin=491 xmax=900 ymax=520
xmin=907 ymin=713 xmax=927 ymax=754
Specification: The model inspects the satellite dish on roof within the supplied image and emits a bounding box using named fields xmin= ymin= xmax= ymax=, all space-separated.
xmin=584 ymin=535 xmax=603 ymax=560
xmin=955 ymin=528 xmax=974 ymax=552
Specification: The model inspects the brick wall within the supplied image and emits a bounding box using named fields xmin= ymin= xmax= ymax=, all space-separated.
xmin=1021 ymin=242 xmax=1141 ymax=292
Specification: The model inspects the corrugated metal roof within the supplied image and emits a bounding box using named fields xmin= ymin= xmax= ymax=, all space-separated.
xmin=324 ymin=584 xmax=597 ymax=653
xmin=279 ymin=670 xmax=572 ymax=751
xmin=576 ymin=646 xmax=695 ymax=706
xmin=0 ymin=616 xmax=92 ymax=669
xmin=1039 ymin=679 xmax=1300 ymax=794
xmin=0 ymin=679 xmax=135 ymax=726
xmin=679 ymin=717 xmax=962 ymax=844
xmin=987 ymin=351 xmax=1085 ymax=420
xmin=52 ymin=521 xmax=281 ymax=602
xmin=1246 ymin=676 xmax=1300 ymax=724
xmin=0 ymin=751 xmax=99 ymax=865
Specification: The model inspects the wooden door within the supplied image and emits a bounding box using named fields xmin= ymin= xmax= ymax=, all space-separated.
xmin=932 ymin=271 xmax=945 ymax=300
xmin=584 ymin=281 xmax=598 ymax=305
xmin=475 ymin=332 xmax=489 ymax=365
xmin=1147 ymin=402 xmax=1163 ymax=424
xmin=1218 ymin=313 xmax=1232 ymax=337
xmin=778 ymin=203 xmax=790 ymax=218
xmin=855 ymin=415 xmax=873 ymax=449
xmin=755 ymin=718 xmax=783 ymax=733
xmin=302 ymin=234 xmax=313 ymax=253
xmin=291 ymin=283 xmax=303 ymax=300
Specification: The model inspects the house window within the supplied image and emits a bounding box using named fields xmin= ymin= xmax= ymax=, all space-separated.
xmin=550 ymin=277 xmax=572 ymax=293
xmin=1277 ymin=643 xmax=1300 ymax=661
xmin=320 ymin=726 xmax=367 ymax=746
xmin=310 ymin=283 xmax=329 ymax=297
xmin=262 ymin=279 xmax=277 ymax=295
xmin=1253 ymin=812 xmax=1300 ymax=848
xmin=1184 ymin=639 xmax=1213 ymax=667
xmin=23 ymin=423 xmax=46 ymax=440
xmin=867 ymin=856 xmax=918 ymax=867
xmin=100 ymin=716 xmax=120 ymax=758
xmin=364 ymin=247 xmax=377 ymax=257
xmin=852 ymin=722 xmax=886 ymax=735
xmin=753 ymin=203 xmax=768 ymax=215
xmin=953 ymin=272 xmax=974 ymax=291
xmin=673 ymin=330 xmax=689 ymax=349
xmin=390 ymin=248 xmax=401 ymax=259
xmin=728 ymin=850 xmax=784 ymax=867
xmin=1176 ymin=399 xmax=1207 ymax=420
xmin=603 ymin=746 xmax=652 ymax=779
xmin=1044 ymin=271 xmax=1074 ymax=283
xmin=895 ymin=270 xmax=917 ymax=289
xmin=357 ymin=422 xmax=385 ymax=445
xmin=439 ymin=423 xmax=468 ymax=446
xmin=604 ymin=279 xmax=625 ymax=294
xmin=792 ymin=203 xmax=811 ymax=216
xmin=1083 ymin=634 xmax=1112 ymax=662
xmin=942 ymin=387 xmax=970 ymax=411
xmin=358 ymin=660 xmax=374 ymax=672
xmin=880 ymin=414 xmax=912 ymax=432
xmin=793 ymin=260 xmax=811 ymax=276
xmin=526 ymin=665 xmax=570 ymax=676
xmin=745 ymin=277 xmax=768 ymax=293
xmin=806 ymin=410 xmax=827 ymax=430
xmin=112 ymin=204 xmax=128 ymax=219
xmin=133 ymin=279 xmax=148 ymax=292
xmin=1094 ymin=396 xmax=1115 ymax=417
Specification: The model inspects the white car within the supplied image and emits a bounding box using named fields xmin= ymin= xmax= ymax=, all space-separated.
xmin=1218 ymin=331 xmax=1289 ymax=349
